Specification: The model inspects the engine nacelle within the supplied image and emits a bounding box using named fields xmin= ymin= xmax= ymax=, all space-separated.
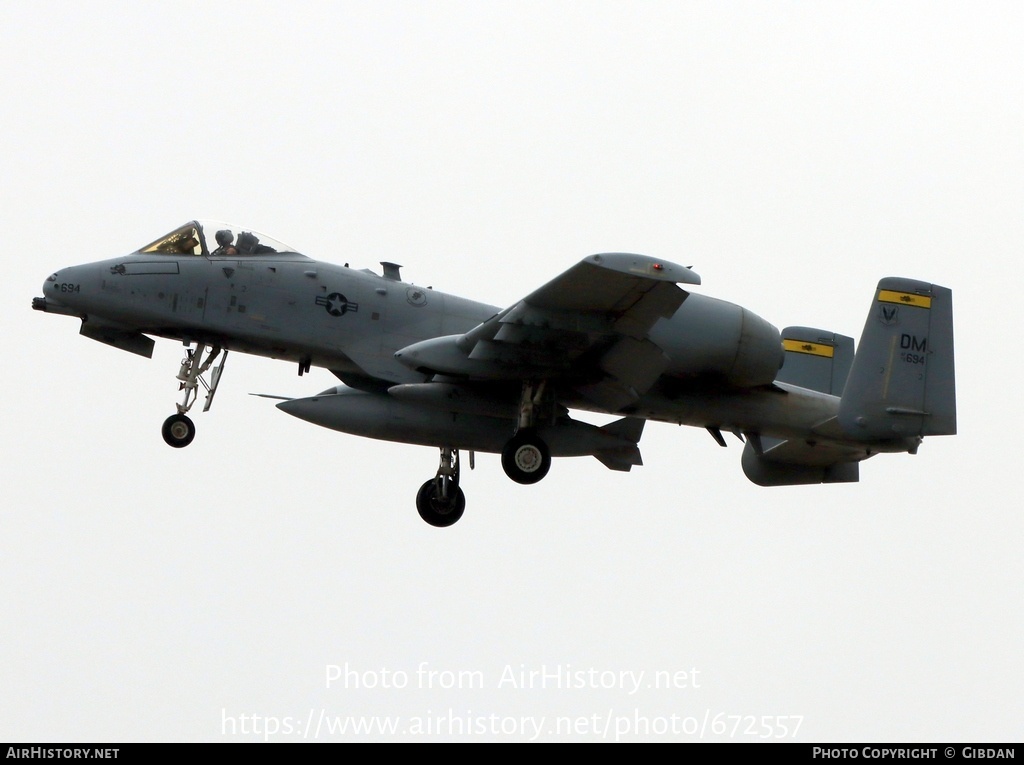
xmin=651 ymin=294 xmax=783 ymax=388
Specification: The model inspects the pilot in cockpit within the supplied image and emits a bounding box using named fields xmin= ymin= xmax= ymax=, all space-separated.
xmin=211 ymin=230 xmax=238 ymax=257
xmin=236 ymin=231 xmax=276 ymax=255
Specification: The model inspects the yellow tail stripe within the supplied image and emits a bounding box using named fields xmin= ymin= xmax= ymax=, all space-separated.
xmin=878 ymin=289 xmax=932 ymax=309
xmin=783 ymin=339 xmax=835 ymax=358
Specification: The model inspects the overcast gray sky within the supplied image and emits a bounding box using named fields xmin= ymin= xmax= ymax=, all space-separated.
xmin=2 ymin=0 xmax=1021 ymax=741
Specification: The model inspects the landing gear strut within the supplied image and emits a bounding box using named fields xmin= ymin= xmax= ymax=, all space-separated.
xmin=501 ymin=381 xmax=552 ymax=484
xmin=416 ymin=446 xmax=466 ymax=527
xmin=161 ymin=342 xmax=227 ymax=448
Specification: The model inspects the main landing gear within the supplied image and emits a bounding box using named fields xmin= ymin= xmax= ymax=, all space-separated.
xmin=501 ymin=429 xmax=550 ymax=484
xmin=500 ymin=381 xmax=551 ymax=484
xmin=416 ymin=446 xmax=466 ymax=527
xmin=161 ymin=342 xmax=227 ymax=448
xmin=414 ymin=383 xmax=555 ymax=527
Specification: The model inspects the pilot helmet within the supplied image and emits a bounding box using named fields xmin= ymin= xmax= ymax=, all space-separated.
xmin=215 ymin=230 xmax=233 ymax=246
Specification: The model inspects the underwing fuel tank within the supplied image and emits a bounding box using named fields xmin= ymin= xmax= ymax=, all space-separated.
xmin=277 ymin=386 xmax=637 ymax=457
xmin=386 ymin=382 xmax=516 ymax=419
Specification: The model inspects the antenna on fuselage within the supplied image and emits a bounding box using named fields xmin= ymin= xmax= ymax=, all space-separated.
xmin=381 ymin=262 xmax=402 ymax=281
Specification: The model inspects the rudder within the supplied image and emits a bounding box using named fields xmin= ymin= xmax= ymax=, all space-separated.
xmin=838 ymin=278 xmax=956 ymax=440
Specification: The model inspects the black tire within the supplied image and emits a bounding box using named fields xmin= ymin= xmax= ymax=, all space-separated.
xmin=416 ymin=479 xmax=466 ymax=527
xmin=501 ymin=430 xmax=551 ymax=484
xmin=162 ymin=413 xmax=196 ymax=448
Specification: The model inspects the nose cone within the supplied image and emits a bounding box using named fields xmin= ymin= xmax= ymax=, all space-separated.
xmin=276 ymin=387 xmax=394 ymax=437
xmin=42 ymin=272 xmax=59 ymax=298
xmin=41 ymin=270 xmax=79 ymax=307
xmin=34 ymin=269 xmax=86 ymax=318
xmin=276 ymin=396 xmax=316 ymax=419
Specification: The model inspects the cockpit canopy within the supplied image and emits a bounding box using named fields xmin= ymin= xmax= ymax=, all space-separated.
xmin=135 ymin=220 xmax=300 ymax=257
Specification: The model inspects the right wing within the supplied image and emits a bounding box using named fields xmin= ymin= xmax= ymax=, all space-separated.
xmin=395 ymin=253 xmax=700 ymax=410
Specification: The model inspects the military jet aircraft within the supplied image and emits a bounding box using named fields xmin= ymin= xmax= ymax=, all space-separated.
xmin=34 ymin=220 xmax=956 ymax=526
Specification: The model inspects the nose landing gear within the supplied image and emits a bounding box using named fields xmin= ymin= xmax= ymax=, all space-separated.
xmin=162 ymin=413 xmax=196 ymax=448
xmin=161 ymin=342 xmax=227 ymax=448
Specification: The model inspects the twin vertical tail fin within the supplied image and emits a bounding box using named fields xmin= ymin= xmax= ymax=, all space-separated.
xmin=778 ymin=327 xmax=855 ymax=396
xmin=741 ymin=278 xmax=955 ymax=487
xmin=838 ymin=278 xmax=956 ymax=441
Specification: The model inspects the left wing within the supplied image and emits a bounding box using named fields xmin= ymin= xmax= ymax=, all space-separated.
xmin=395 ymin=253 xmax=699 ymax=410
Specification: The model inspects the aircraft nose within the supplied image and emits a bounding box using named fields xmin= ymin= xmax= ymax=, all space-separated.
xmin=42 ymin=272 xmax=59 ymax=296
xmin=42 ymin=267 xmax=87 ymax=301
xmin=34 ymin=270 xmax=83 ymax=317
xmin=37 ymin=272 xmax=65 ymax=306
xmin=40 ymin=270 xmax=77 ymax=303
